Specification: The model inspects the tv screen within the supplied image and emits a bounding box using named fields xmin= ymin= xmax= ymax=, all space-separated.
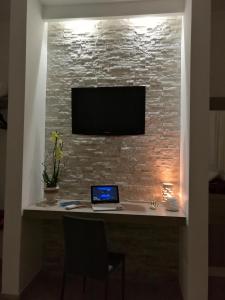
xmin=71 ymin=86 xmax=145 ymax=135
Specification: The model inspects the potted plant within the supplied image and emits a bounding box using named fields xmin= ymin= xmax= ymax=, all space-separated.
xmin=43 ymin=131 xmax=63 ymax=204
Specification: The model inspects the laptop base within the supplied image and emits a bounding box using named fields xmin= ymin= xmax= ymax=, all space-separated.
xmin=92 ymin=204 xmax=123 ymax=211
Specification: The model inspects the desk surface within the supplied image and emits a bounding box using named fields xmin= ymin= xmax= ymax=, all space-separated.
xmin=23 ymin=201 xmax=186 ymax=226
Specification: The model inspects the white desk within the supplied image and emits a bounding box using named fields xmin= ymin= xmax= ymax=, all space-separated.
xmin=23 ymin=201 xmax=185 ymax=284
xmin=23 ymin=201 xmax=186 ymax=226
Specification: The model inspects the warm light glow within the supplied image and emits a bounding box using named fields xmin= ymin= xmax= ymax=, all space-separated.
xmin=64 ymin=19 xmax=99 ymax=34
xmin=129 ymin=16 xmax=165 ymax=28
xmin=63 ymin=16 xmax=165 ymax=34
xmin=162 ymin=182 xmax=174 ymax=201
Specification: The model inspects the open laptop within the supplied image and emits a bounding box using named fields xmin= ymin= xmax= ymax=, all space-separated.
xmin=91 ymin=185 xmax=122 ymax=211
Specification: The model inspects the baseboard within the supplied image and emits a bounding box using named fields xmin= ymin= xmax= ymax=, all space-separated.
xmin=209 ymin=266 xmax=225 ymax=277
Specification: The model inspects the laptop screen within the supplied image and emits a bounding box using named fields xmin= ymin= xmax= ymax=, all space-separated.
xmin=91 ymin=185 xmax=119 ymax=204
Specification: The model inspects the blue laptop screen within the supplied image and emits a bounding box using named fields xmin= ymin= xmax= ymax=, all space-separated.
xmin=91 ymin=185 xmax=119 ymax=203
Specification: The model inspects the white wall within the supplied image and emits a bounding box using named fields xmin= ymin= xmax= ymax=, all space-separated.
xmin=0 ymin=0 xmax=10 ymax=210
xmin=187 ymin=1 xmax=210 ymax=298
xmin=180 ymin=2 xmax=191 ymax=217
xmin=20 ymin=0 xmax=47 ymax=291
xmin=179 ymin=0 xmax=191 ymax=297
xmin=2 ymin=0 xmax=47 ymax=295
xmin=2 ymin=0 xmax=27 ymax=294
xmin=22 ymin=0 xmax=47 ymax=209
xmin=179 ymin=0 xmax=210 ymax=299
xmin=0 ymin=0 xmax=10 ymax=91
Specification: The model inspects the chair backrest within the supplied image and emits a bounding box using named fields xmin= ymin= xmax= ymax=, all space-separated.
xmin=63 ymin=216 xmax=109 ymax=280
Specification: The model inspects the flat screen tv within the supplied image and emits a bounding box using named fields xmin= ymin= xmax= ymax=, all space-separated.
xmin=71 ymin=86 xmax=145 ymax=135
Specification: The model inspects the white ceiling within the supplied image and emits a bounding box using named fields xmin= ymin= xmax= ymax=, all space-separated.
xmin=41 ymin=0 xmax=143 ymax=5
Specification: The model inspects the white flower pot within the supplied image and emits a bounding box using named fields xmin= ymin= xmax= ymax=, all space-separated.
xmin=44 ymin=186 xmax=59 ymax=205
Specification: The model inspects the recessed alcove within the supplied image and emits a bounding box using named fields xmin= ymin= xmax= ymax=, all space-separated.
xmin=35 ymin=14 xmax=182 ymax=285
xmin=1 ymin=1 xmax=210 ymax=299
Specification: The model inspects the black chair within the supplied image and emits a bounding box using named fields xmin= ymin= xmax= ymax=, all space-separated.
xmin=61 ymin=216 xmax=125 ymax=300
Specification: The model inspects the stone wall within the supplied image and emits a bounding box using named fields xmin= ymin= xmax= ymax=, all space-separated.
xmin=43 ymin=219 xmax=180 ymax=281
xmin=44 ymin=17 xmax=182 ymax=279
xmin=46 ymin=17 xmax=181 ymax=202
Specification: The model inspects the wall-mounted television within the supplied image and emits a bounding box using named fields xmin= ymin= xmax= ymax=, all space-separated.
xmin=71 ymin=86 xmax=145 ymax=135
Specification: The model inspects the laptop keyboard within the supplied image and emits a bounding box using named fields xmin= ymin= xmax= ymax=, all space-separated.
xmin=92 ymin=204 xmax=122 ymax=211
